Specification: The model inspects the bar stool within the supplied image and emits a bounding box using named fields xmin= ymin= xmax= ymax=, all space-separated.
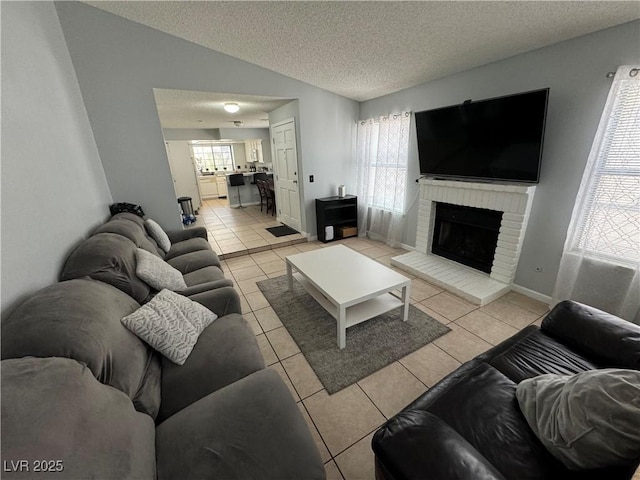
xmin=229 ymin=174 xmax=245 ymax=208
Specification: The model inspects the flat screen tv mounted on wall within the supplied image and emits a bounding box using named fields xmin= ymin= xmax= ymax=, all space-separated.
xmin=415 ymin=88 xmax=549 ymax=184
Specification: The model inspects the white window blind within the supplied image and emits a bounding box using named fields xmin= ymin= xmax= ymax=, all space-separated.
xmin=569 ymin=67 xmax=640 ymax=262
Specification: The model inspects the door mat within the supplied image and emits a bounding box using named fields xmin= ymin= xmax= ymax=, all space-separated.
xmin=257 ymin=275 xmax=451 ymax=394
xmin=266 ymin=225 xmax=299 ymax=237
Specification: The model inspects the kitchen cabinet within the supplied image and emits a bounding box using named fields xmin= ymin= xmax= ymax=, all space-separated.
xmin=216 ymin=176 xmax=227 ymax=198
xmin=199 ymin=175 xmax=228 ymax=199
xmin=199 ymin=176 xmax=219 ymax=198
xmin=245 ymin=140 xmax=264 ymax=163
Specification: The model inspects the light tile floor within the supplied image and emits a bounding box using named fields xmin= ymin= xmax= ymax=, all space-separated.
xmin=192 ymin=198 xmax=306 ymax=258
xmin=215 ymin=229 xmax=550 ymax=480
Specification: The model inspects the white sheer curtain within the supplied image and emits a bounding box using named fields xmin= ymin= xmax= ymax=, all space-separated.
xmin=552 ymin=65 xmax=640 ymax=323
xmin=356 ymin=112 xmax=411 ymax=247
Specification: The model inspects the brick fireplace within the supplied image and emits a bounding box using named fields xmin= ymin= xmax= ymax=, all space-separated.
xmin=392 ymin=179 xmax=536 ymax=305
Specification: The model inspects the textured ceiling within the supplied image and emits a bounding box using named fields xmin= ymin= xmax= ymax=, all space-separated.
xmin=84 ymin=1 xmax=639 ymax=102
xmin=153 ymin=89 xmax=292 ymax=129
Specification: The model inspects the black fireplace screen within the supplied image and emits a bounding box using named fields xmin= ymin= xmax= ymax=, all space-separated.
xmin=432 ymin=203 xmax=502 ymax=274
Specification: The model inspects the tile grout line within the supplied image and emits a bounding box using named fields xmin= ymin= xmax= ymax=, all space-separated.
xmin=298 ymin=399 xmax=335 ymax=468
xmin=395 ymin=360 xmax=429 ymax=391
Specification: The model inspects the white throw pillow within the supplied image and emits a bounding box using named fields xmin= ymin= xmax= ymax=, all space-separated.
xmin=136 ymin=248 xmax=187 ymax=291
xmin=121 ymin=289 xmax=217 ymax=365
xmin=145 ymin=219 xmax=171 ymax=253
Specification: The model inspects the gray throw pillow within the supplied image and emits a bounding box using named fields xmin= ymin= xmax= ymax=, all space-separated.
xmin=145 ymin=218 xmax=171 ymax=252
xmin=121 ymin=289 xmax=217 ymax=365
xmin=516 ymin=369 xmax=640 ymax=470
xmin=136 ymin=248 xmax=187 ymax=291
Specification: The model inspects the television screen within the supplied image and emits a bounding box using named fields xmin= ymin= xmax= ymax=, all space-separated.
xmin=415 ymin=88 xmax=549 ymax=183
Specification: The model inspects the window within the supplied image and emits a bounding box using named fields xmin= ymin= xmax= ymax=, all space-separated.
xmin=569 ymin=67 xmax=640 ymax=263
xmin=356 ymin=112 xmax=411 ymax=214
xmin=190 ymin=144 xmax=234 ymax=172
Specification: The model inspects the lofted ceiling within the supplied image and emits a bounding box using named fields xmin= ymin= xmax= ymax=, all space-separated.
xmin=84 ymin=1 xmax=639 ymax=103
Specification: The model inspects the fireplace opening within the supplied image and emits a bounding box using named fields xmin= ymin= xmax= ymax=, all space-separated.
xmin=432 ymin=203 xmax=502 ymax=274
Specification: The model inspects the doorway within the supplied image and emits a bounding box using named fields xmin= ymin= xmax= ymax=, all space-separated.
xmin=271 ymin=118 xmax=301 ymax=232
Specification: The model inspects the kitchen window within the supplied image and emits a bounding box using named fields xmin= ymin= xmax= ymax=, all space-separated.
xmin=190 ymin=144 xmax=234 ymax=172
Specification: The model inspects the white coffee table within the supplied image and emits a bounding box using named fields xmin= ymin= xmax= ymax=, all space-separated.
xmin=285 ymin=245 xmax=411 ymax=349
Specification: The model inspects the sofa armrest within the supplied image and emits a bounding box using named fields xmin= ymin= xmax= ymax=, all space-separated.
xmin=156 ymin=369 xmax=325 ymax=480
xmin=542 ymin=300 xmax=640 ymax=370
xmin=166 ymin=227 xmax=208 ymax=244
xmin=187 ymin=286 xmax=241 ymax=316
xmin=373 ymin=410 xmax=506 ymax=480
xmin=180 ymin=279 xmax=234 ymax=297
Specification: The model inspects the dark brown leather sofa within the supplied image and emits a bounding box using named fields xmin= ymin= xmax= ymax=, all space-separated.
xmin=372 ymin=300 xmax=640 ymax=480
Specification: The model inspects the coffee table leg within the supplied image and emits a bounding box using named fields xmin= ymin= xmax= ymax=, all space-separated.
xmin=401 ymin=284 xmax=410 ymax=322
xmin=286 ymin=261 xmax=293 ymax=291
xmin=338 ymin=305 xmax=346 ymax=349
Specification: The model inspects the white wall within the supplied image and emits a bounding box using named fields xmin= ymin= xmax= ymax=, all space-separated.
xmin=359 ymin=20 xmax=640 ymax=297
xmin=55 ymin=2 xmax=358 ymax=233
xmin=218 ymin=128 xmax=273 ymax=165
xmin=1 ymin=2 xmax=112 ymax=317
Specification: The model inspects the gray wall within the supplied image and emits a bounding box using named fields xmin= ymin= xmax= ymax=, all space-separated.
xmin=1 ymin=2 xmax=112 ymax=317
xmin=55 ymin=2 xmax=358 ymax=233
xmin=359 ymin=20 xmax=640 ymax=297
xmin=162 ymin=129 xmax=221 ymax=141
xmin=268 ymin=99 xmax=356 ymax=236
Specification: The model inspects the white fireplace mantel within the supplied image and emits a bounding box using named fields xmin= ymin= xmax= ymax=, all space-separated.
xmin=392 ymin=179 xmax=536 ymax=305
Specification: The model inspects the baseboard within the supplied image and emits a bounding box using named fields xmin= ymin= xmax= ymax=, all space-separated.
xmin=400 ymin=243 xmax=415 ymax=252
xmin=511 ymin=284 xmax=552 ymax=306
xmin=308 ymin=234 xmax=318 ymax=242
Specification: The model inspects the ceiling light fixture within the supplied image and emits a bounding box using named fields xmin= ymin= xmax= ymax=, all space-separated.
xmin=224 ymin=103 xmax=240 ymax=113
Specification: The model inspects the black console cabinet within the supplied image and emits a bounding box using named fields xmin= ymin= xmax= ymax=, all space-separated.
xmin=316 ymin=195 xmax=358 ymax=243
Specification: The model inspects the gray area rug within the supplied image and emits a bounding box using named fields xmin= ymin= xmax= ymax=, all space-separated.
xmin=257 ymin=275 xmax=451 ymax=394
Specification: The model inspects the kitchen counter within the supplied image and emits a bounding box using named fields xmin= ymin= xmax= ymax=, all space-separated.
xmin=226 ymin=172 xmax=272 ymax=207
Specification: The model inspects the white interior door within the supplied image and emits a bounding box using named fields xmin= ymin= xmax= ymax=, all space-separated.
xmin=165 ymin=141 xmax=201 ymax=211
xmin=271 ymin=120 xmax=301 ymax=232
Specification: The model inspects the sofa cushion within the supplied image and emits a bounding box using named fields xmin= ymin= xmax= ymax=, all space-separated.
xmin=136 ymin=248 xmax=187 ymax=292
xmin=1 ymin=279 xmax=162 ymax=419
xmin=156 ymin=369 xmax=325 ymax=480
xmin=93 ymin=217 xmax=163 ymax=256
xmin=182 ymin=265 xmax=226 ymax=286
xmin=165 ymin=237 xmax=212 ymax=261
xmin=167 ymin=249 xmax=221 ymax=274
xmin=480 ymin=327 xmax=599 ymax=384
xmin=145 ymin=218 xmax=171 ymax=253
xmin=1 ymin=357 xmax=156 ymax=480
xmin=112 ymin=212 xmax=165 ymax=255
xmin=157 ymin=313 xmax=264 ymax=422
xmin=60 ymin=232 xmax=151 ymax=303
xmin=516 ymin=369 xmax=640 ymax=470
xmin=122 ymin=290 xmax=217 ymax=365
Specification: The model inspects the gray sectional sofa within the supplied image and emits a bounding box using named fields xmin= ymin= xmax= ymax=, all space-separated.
xmin=1 ymin=212 xmax=325 ymax=479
